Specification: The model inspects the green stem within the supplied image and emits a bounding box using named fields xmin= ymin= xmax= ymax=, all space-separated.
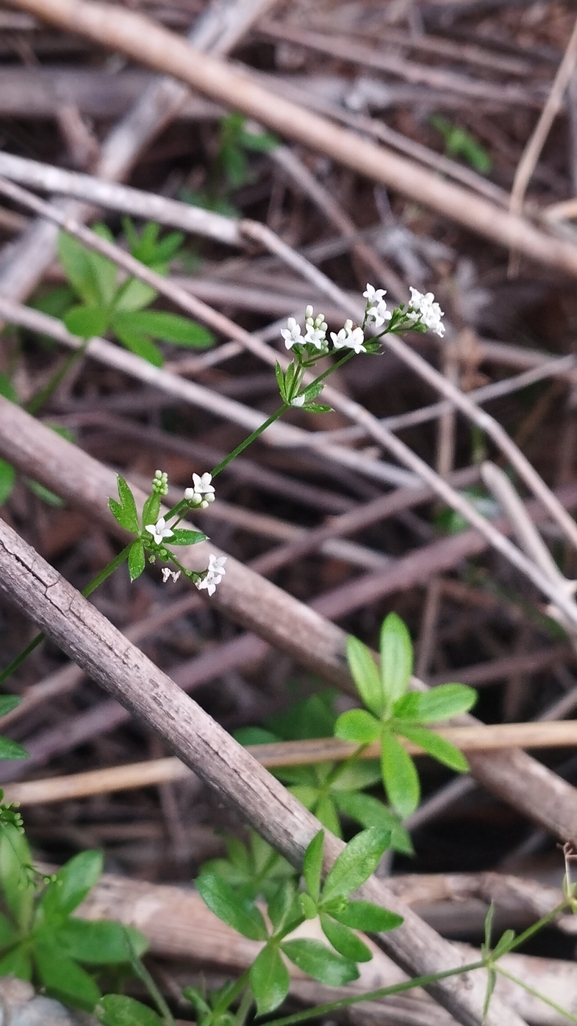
xmin=505 ymin=900 xmax=570 ymax=953
xmin=25 ymin=341 xmax=90 ymax=417
xmin=213 ymin=970 xmax=250 ymax=1018
xmin=0 ymin=544 xmax=132 ymax=687
xmin=233 ymin=986 xmax=254 ymax=1026
xmin=211 ymin=406 xmax=289 ymax=478
xmin=496 ymin=965 xmax=577 ymax=1022
xmin=325 ymin=744 xmax=367 ymax=788
xmin=264 ymin=959 xmax=486 ymax=1026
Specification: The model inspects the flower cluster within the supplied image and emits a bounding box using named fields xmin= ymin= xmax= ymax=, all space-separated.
xmin=331 ymin=319 xmax=366 ymax=354
xmin=281 ymin=306 xmax=329 ymax=351
xmin=152 ymin=469 xmax=168 ymax=496
xmin=184 ymin=472 xmax=216 ymax=509
xmin=363 ymin=284 xmax=392 ymax=329
xmin=405 ymin=287 xmax=445 ymax=337
xmin=196 ymin=553 xmax=227 ymax=596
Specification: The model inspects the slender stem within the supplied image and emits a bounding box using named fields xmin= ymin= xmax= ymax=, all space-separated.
xmin=504 ymin=900 xmax=569 ymax=953
xmin=496 ymin=965 xmax=577 ymax=1022
xmin=211 ymin=405 xmax=289 ymax=478
xmin=264 ymin=959 xmax=486 ymax=1026
xmin=213 ymin=970 xmax=250 ymax=1018
xmin=325 ymin=744 xmax=367 ymax=788
xmin=233 ymin=986 xmax=254 ymax=1026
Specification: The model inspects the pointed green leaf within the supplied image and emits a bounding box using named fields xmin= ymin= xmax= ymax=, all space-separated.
xmin=64 ymin=305 xmax=109 ymax=340
xmin=346 ymin=636 xmax=384 ymax=717
xmin=170 ymin=529 xmax=208 ymax=546
xmin=0 ymin=460 xmax=15 ymax=505
xmin=408 ymin=684 xmax=477 ymax=723
xmin=483 ymin=967 xmax=497 ymax=1023
xmin=98 ymin=994 xmax=164 ymax=1026
xmin=90 ymin=224 xmax=119 ymax=306
xmin=0 ymin=910 xmax=17 ymax=946
xmin=381 ymin=732 xmax=420 ymax=818
xmin=330 ymin=760 xmax=382 ymax=792
xmin=303 ymin=403 xmax=332 ymax=413
xmin=288 ymin=785 xmax=320 ymax=810
xmin=281 ymin=939 xmax=359 ymax=986
xmin=320 ymin=914 xmax=371 ymax=961
xmin=300 ymin=893 xmax=317 ymax=920
xmin=39 ymin=850 xmax=103 ymax=919
xmin=268 ymin=880 xmax=298 ymax=933
xmin=196 ymin=871 xmax=268 ymax=940
xmin=114 ymin=278 xmax=158 ymax=312
xmin=112 ymin=322 xmax=163 ymax=366
xmin=0 ymin=945 xmax=32 ymax=980
xmin=120 ymin=311 xmax=213 ymax=349
xmin=113 ymin=476 xmax=139 ymax=533
xmin=0 ymin=695 xmax=22 ymax=718
xmin=380 ymin=613 xmax=413 ymax=707
xmin=332 ymin=899 xmax=403 ymax=933
xmin=322 ymin=828 xmax=391 ymax=902
xmin=53 ymin=919 xmax=147 ymax=964
xmin=35 ymin=944 xmax=101 ymax=1010
xmin=250 ymin=944 xmax=290 ymax=1015
xmin=58 ymin=232 xmax=101 ymax=306
xmin=141 ymin=493 xmax=161 ymax=528
xmin=0 ymin=823 xmax=34 ymax=929
xmin=315 ymin=795 xmax=342 ymax=838
xmin=483 ymin=902 xmax=495 ymax=953
xmin=303 ymin=830 xmax=324 ymax=904
xmin=333 ymin=792 xmax=413 ymax=855
xmin=492 ymin=929 xmax=516 ymax=959
xmin=334 ymin=709 xmax=380 ymax=745
xmin=395 ymin=723 xmax=469 ymax=773
xmin=0 ymin=737 xmax=28 ymax=760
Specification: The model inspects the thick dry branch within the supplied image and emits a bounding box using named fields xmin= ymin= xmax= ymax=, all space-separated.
xmin=6 ymin=0 xmax=577 ymax=278
xmin=0 ymin=398 xmax=576 ymax=844
xmin=0 ymin=518 xmax=525 ymax=1026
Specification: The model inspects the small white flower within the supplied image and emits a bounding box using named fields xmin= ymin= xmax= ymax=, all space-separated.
xmin=363 ymin=283 xmax=391 ymax=328
xmin=161 ymin=567 xmax=181 ymax=583
xmin=330 ymin=319 xmax=367 ymax=354
xmin=406 ymin=287 xmax=445 ymax=337
xmin=192 ymin=472 xmax=215 ymax=496
xmin=304 ymin=323 xmax=327 ymax=349
xmin=281 ymin=317 xmax=304 ymax=350
xmin=146 ymin=517 xmax=174 ymax=545
xmin=291 ymin=394 xmax=305 ymax=407
xmin=196 ymin=554 xmax=227 ymax=597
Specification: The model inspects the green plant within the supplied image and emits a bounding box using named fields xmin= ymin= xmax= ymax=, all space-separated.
xmin=0 ymin=816 xmax=147 ymax=1011
xmin=335 ymin=613 xmax=477 ymax=817
xmin=430 ymin=114 xmax=492 ymax=174
xmin=54 ymin=219 xmax=214 ymax=366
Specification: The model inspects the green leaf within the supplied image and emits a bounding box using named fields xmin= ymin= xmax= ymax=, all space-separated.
xmin=492 ymin=929 xmax=516 ymax=959
xmin=303 ymin=830 xmax=324 ymax=904
xmin=112 ymin=322 xmax=163 ymax=366
xmin=381 ymin=732 xmax=420 ymax=818
xmin=152 ymin=230 xmax=184 ymax=263
xmin=346 ymin=636 xmax=384 ymax=717
xmin=196 ymin=871 xmax=268 ymax=940
xmin=120 ymin=311 xmax=214 ymax=349
xmin=58 ymin=232 xmax=102 ymax=306
xmin=249 ymin=944 xmax=290 ymax=1015
xmin=240 ymin=127 xmax=279 ymax=153
xmin=281 ymin=939 xmax=359 ymax=986
xmin=299 ymin=893 xmax=317 ymax=920
xmin=333 ymin=792 xmax=413 ymax=855
xmin=407 ymin=684 xmax=477 ymax=723
xmin=25 ymin=479 xmax=64 ymax=507
xmin=0 ymin=372 xmax=19 ymax=404
xmin=320 ymin=913 xmax=371 ymax=962
xmin=0 ymin=460 xmax=15 ymax=504
xmin=395 ymin=723 xmax=469 ymax=773
xmin=34 ymin=945 xmax=101 ymax=1010
xmin=91 ymin=224 xmax=120 ymax=305
xmin=127 ymin=541 xmax=146 ymax=582
xmin=302 ymin=403 xmax=332 ymax=414
xmin=380 ymin=613 xmax=413 ymax=708
xmin=64 ymin=305 xmax=109 ymax=340
xmin=330 ymin=760 xmax=382 ymax=792
xmin=315 ymin=795 xmax=342 ymax=838
xmin=483 ymin=967 xmax=497 ymax=1023
xmin=334 ymin=709 xmax=380 ymax=745
xmin=332 ymin=899 xmax=403 ymax=933
xmin=54 ymin=919 xmax=147 ymax=964
xmin=111 ymin=476 xmax=139 ymax=533
xmin=114 ymin=278 xmax=158 ymax=312
xmin=97 ymin=995 xmax=164 ymax=1026
xmin=0 ymin=910 xmax=18 ymax=946
xmin=170 ymin=529 xmax=208 ymax=546
xmin=142 ymin=493 xmax=161 ymax=528
xmin=0 ymin=737 xmax=28 ymax=760
xmin=268 ymin=880 xmax=298 ymax=933
xmin=322 ymin=828 xmax=391 ymax=902
xmin=39 ymin=850 xmax=103 ymax=919
xmin=0 ymin=823 xmax=34 ymax=929
xmin=0 ymin=945 xmax=32 ymax=979
xmin=235 ymin=726 xmax=279 ymax=746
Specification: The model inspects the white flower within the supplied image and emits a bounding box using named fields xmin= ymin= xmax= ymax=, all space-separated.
xmin=196 ymin=554 xmax=227 ymax=597
xmin=363 ymin=284 xmax=392 ymax=328
xmin=161 ymin=568 xmax=181 ymax=583
xmin=330 ymin=319 xmax=367 ymax=354
xmin=192 ymin=472 xmax=215 ymax=496
xmin=291 ymin=394 xmax=305 ymax=407
xmin=406 ymin=287 xmax=445 ymax=337
xmin=281 ymin=317 xmax=304 ymax=350
xmin=146 ymin=517 xmax=174 ymax=545
xmin=304 ymin=323 xmax=327 ymax=349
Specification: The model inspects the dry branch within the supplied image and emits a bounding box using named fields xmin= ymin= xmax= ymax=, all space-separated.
xmin=6 ymin=0 xmax=577 ymax=278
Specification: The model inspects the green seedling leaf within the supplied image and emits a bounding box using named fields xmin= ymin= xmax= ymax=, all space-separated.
xmin=90 ymin=224 xmax=120 ymax=306
xmin=58 ymin=232 xmax=102 ymax=307
xmin=381 ymin=732 xmax=420 ymax=818
xmin=0 ymin=737 xmax=28 ymax=760
xmin=122 ymin=310 xmax=214 ymax=349
xmin=196 ymin=871 xmax=268 ymax=940
xmin=110 ymin=476 xmax=139 ymax=534
xmin=0 ymin=945 xmax=32 ymax=979
xmin=54 ymin=919 xmax=147 ymax=964
xmin=39 ymin=850 xmax=103 ymax=920
xmin=331 ymin=760 xmax=382 ymax=791
xmin=407 ymin=684 xmax=477 ymax=722
xmin=0 ymin=822 xmax=34 ymax=928
xmin=240 ymin=126 xmax=279 ymax=152
xmin=169 ymin=529 xmax=208 ymax=546
xmin=114 ymin=278 xmax=158 ymax=312
xmin=333 ymin=792 xmax=413 ymax=855
xmin=380 ymin=613 xmax=413 ymax=708
xmin=483 ymin=967 xmax=497 ymax=1023
xmin=141 ymin=493 xmax=161 ymax=528
xmin=299 ymin=893 xmax=317 ymax=920
xmin=334 ymin=709 xmax=380 ymax=745
xmin=332 ymin=899 xmax=403 ymax=933
xmin=64 ymin=305 xmax=109 ymax=340
xmin=347 ymin=636 xmax=384 ymax=717
xmin=395 ymin=723 xmax=469 ymax=773
xmin=483 ymin=902 xmax=495 ymax=952
xmin=0 ymin=910 xmax=18 ymax=946
xmin=0 ymin=460 xmax=15 ymax=505
xmin=128 ymin=542 xmax=146 ymax=582
xmin=249 ymin=944 xmax=290 ymax=1015
xmin=303 ymin=830 xmax=324 ymax=904
xmin=320 ymin=913 xmax=372 ymax=961
xmin=281 ymin=939 xmax=359 ymax=986
xmin=492 ymin=929 xmax=516 ymax=959
xmin=322 ymin=828 xmax=391 ymax=902
xmin=268 ymin=879 xmax=298 ymax=932
xmin=35 ymin=944 xmax=101 ymax=1010
xmin=315 ymin=795 xmax=342 ymax=838
xmin=97 ymin=994 xmax=164 ymax=1026
xmin=112 ymin=321 xmax=163 ymax=366
xmin=152 ymin=230 xmax=184 ymax=263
